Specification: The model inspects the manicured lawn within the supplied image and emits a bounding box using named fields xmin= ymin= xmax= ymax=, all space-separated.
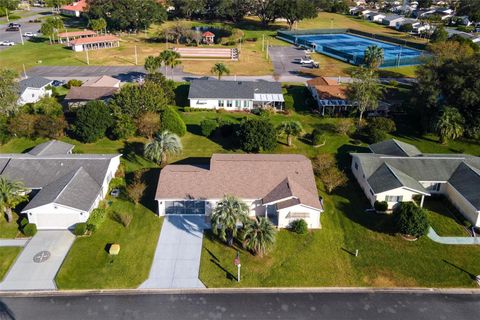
xmin=0 ymin=212 xmax=21 ymax=239
xmin=55 ymin=199 xmax=163 ymax=289
xmin=424 ymin=199 xmax=469 ymax=237
xmin=0 ymin=247 xmax=22 ymax=281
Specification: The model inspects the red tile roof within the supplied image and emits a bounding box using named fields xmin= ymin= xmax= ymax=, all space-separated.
xmin=57 ymin=30 xmax=96 ymax=38
xmin=61 ymin=0 xmax=87 ymax=12
xmin=70 ymin=35 xmax=120 ymax=46
xmin=202 ymin=31 xmax=215 ymax=37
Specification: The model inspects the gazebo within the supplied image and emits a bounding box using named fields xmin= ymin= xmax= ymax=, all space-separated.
xmin=202 ymin=31 xmax=215 ymax=45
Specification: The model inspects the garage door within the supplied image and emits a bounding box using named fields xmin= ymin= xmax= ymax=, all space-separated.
xmin=165 ymin=201 xmax=206 ymax=215
xmin=34 ymin=213 xmax=81 ymax=230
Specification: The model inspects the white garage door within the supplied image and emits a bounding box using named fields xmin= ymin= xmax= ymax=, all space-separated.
xmin=34 ymin=213 xmax=81 ymax=230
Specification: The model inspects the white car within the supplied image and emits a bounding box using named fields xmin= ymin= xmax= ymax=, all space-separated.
xmin=23 ymin=32 xmax=38 ymax=37
xmin=299 ymin=57 xmax=315 ymax=64
xmin=0 ymin=41 xmax=15 ymax=46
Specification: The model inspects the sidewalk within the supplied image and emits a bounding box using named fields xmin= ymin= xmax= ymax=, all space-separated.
xmin=0 ymin=239 xmax=29 ymax=247
xmin=427 ymin=228 xmax=480 ymax=245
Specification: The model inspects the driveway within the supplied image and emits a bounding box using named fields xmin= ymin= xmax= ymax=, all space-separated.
xmin=0 ymin=8 xmax=50 ymax=50
xmin=140 ymin=215 xmax=207 ymax=289
xmin=269 ymin=45 xmax=314 ymax=76
xmin=0 ymin=231 xmax=75 ymax=291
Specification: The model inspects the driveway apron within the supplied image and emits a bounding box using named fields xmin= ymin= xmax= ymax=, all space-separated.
xmin=0 ymin=230 xmax=75 ymax=291
xmin=140 ymin=215 xmax=207 ymax=289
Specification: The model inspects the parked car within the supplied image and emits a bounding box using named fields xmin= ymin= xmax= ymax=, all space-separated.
xmin=6 ymin=26 xmax=20 ymax=31
xmin=8 ymin=23 xmax=21 ymax=28
xmin=299 ymin=57 xmax=315 ymax=64
xmin=51 ymin=80 xmax=66 ymax=87
xmin=0 ymin=41 xmax=15 ymax=46
xmin=23 ymin=32 xmax=38 ymax=37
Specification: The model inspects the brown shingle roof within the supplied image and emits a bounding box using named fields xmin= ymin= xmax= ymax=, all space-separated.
xmin=306 ymin=77 xmax=339 ymax=86
xmin=156 ymin=154 xmax=322 ymax=210
xmin=65 ymin=86 xmax=118 ymax=101
xmin=313 ymin=85 xmax=347 ymax=100
xmin=57 ymin=30 xmax=96 ymax=38
xmin=82 ymin=75 xmax=120 ymax=88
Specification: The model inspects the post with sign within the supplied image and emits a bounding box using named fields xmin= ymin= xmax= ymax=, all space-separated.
xmin=234 ymin=251 xmax=241 ymax=282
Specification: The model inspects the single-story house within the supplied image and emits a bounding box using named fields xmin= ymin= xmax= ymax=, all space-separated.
xmin=0 ymin=140 xmax=121 ymax=229
xmin=82 ymin=75 xmax=121 ymax=88
xmin=366 ymin=12 xmax=386 ymax=22
xmin=155 ymin=154 xmax=323 ymax=229
xmin=17 ymin=76 xmax=53 ymax=105
xmin=69 ymin=35 xmax=120 ymax=52
xmin=351 ymin=139 xmax=480 ymax=227
xmin=306 ymin=77 xmax=351 ymax=116
xmin=382 ymin=14 xmax=406 ymax=27
xmin=349 ymin=6 xmax=366 ymax=16
xmin=60 ymin=0 xmax=87 ymax=17
xmin=64 ymin=86 xmax=118 ymax=108
xmin=202 ymin=31 xmax=215 ymax=44
xmin=57 ymin=30 xmax=97 ymax=44
xmin=188 ymin=79 xmax=284 ymax=111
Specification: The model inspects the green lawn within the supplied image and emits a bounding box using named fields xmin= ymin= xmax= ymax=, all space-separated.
xmin=0 ymin=247 xmax=22 ymax=281
xmin=424 ymin=199 xmax=469 ymax=237
xmin=0 ymin=212 xmax=20 ymax=239
xmin=55 ymin=198 xmax=163 ymax=289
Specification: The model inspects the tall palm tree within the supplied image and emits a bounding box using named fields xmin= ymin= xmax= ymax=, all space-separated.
xmin=277 ymin=120 xmax=303 ymax=147
xmin=160 ymin=50 xmax=181 ymax=80
xmin=242 ymin=217 xmax=276 ymax=257
xmin=211 ymin=63 xmax=230 ymax=80
xmin=364 ymin=45 xmax=384 ymax=69
xmin=144 ymin=130 xmax=183 ymax=165
xmin=144 ymin=55 xmax=162 ymax=74
xmin=436 ymin=106 xmax=465 ymax=144
xmin=211 ymin=195 xmax=250 ymax=246
xmin=0 ymin=177 xmax=27 ymax=223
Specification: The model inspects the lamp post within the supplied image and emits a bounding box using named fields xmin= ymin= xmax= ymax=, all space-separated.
xmin=234 ymin=251 xmax=241 ymax=282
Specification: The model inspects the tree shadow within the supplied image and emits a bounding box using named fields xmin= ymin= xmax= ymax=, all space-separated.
xmin=335 ymin=144 xmax=370 ymax=171
xmin=175 ymin=83 xmax=190 ymax=107
xmin=442 ymin=260 xmax=477 ymax=280
xmin=186 ymin=124 xmax=238 ymax=151
xmin=0 ymin=301 xmax=15 ymax=320
xmin=139 ymin=168 xmax=161 ymax=213
xmin=120 ymin=141 xmax=145 ymax=166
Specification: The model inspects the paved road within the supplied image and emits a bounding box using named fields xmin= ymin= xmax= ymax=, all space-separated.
xmin=0 ymin=231 xmax=75 ymax=291
xmin=0 ymin=291 xmax=479 ymax=319
xmin=0 ymin=8 xmax=50 ymax=50
xmin=140 ymin=216 xmax=207 ymax=289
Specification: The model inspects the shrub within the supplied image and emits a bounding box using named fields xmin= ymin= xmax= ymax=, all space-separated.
xmin=112 ymin=211 xmax=133 ymax=228
xmin=34 ymin=115 xmax=67 ymax=138
xmin=365 ymin=127 xmax=388 ymax=144
xmin=136 ymin=111 xmax=160 ymax=138
xmin=0 ymin=115 xmax=10 ymax=145
xmin=66 ymin=79 xmax=83 ymax=88
xmin=8 ymin=113 xmax=36 ymax=138
xmin=73 ymin=101 xmax=113 ymax=143
xmin=393 ymin=202 xmax=429 ymax=238
xmin=127 ymin=181 xmax=146 ymax=205
xmin=320 ymin=167 xmax=348 ymax=193
xmin=20 ymin=217 xmax=29 ymax=228
xmin=73 ymin=222 xmax=87 ymax=236
xmin=159 ymin=106 xmax=186 ymax=137
xmin=289 ymin=219 xmax=308 ymax=235
xmin=367 ymin=117 xmax=396 ymax=133
xmin=112 ymin=114 xmax=136 ymax=140
xmin=24 ymin=96 xmax=63 ymax=116
xmin=86 ymin=208 xmax=107 ymax=232
xmin=312 ymin=153 xmax=336 ymax=176
xmin=335 ymin=118 xmax=354 ymax=136
xmin=217 ymin=118 xmax=236 ymax=137
xmin=23 ymin=223 xmax=37 ymax=237
xmin=237 ymin=117 xmax=277 ymax=152
xmin=311 ymin=128 xmax=326 ymax=146
xmin=374 ymin=200 xmax=388 ymax=212
xmin=200 ymin=119 xmax=218 ymax=137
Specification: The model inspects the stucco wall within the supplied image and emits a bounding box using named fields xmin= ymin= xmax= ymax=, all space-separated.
xmin=277 ymin=204 xmax=321 ymax=229
xmin=18 ymin=88 xmax=51 ymax=105
xmin=189 ymin=98 xmax=253 ymax=110
xmin=444 ymin=183 xmax=480 ymax=227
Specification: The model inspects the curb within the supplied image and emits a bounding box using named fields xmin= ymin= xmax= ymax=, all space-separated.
xmin=1 ymin=287 xmax=480 ymax=297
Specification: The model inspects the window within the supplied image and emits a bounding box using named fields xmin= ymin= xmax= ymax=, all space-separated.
xmin=385 ymin=195 xmax=403 ymax=202
xmin=235 ymin=100 xmax=241 ymax=108
xmin=354 ymin=162 xmax=358 ymax=170
xmin=218 ymin=100 xmax=224 ymax=107
xmin=227 ymin=100 xmax=233 ymax=108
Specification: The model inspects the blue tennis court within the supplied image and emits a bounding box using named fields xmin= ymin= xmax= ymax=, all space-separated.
xmin=294 ymin=33 xmax=423 ymax=67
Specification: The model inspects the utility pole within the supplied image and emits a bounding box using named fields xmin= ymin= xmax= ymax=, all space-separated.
xmin=262 ymin=34 xmax=265 ymax=52
xmin=266 ymin=40 xmax=269 ymax=60
xmin=5 ymin=9 xmax=9 ymax=22
xmin=19 ymin=27 xmax=24 ymax=45
xmin=134 ymin=45 xmax=138 ymax=65
xmin=22 ymin=64 xmax=27 ymax=79
xmin=85 ymin=49 xmax=90 ymax=65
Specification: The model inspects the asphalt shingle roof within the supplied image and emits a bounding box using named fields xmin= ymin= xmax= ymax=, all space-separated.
xmin=369 ymin=139 xmax=422 ymax=157
xmin=188 ymin=80 xmax=283 ymax=100
xmin=19 ymin=76 xmax=52 ymax=93
xmin=28 ymin=140 xmax=74 ymax=156
xmin=448 ymin=163 xmax=480 ymax=210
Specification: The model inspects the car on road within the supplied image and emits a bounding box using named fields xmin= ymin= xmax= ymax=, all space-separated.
xmin=6 ymin=24 xmax=21 ymax=31
xmin=0 ymin=41 xmax=15 ymax=46
xmin=23 ymin=32 xmax=38 ymax=37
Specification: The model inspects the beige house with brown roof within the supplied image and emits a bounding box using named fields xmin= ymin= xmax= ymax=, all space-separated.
xmin=155 ymin=154 xmax=323 ymax=229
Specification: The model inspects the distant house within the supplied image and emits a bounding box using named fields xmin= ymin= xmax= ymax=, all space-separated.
xmin=155 ymin=154 xmax=323 ymax=229
xmin=57 ymin=30 xmax=97 ymax=44
xmin=60 ymin=0 xmax=87 ymax=17
xmin=366 ymin=12 xmax=386 ymax=22
xmin=69 ymin=35 xmax=120 ymax=52
xmin=202 ymin=31 xmax=215 ymax=44
xmin=17 ymin=76 xmax=53 ymax=105
xmin=0 ymin=140 xmax=121 ymax=229
xmin=351 ymin=139 xmax=480 ymax=227
xmin=382 ymin=14 xmax=406 ymax=27
xmin=64 ymin=86 xmax=118 ymax=108
xmin=349 ymin=6 xmax=366 ymax=16
xmin=188 ymin=79 xmax=284 ymax=111
xmin=82 ymin=75 xmax=121 ymax=88
xmin=306 ymin=77 xmax=351 ymax=116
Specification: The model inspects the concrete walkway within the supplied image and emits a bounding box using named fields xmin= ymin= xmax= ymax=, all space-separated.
xmin=0 ymin=230 xmax=75 ymax=291
xmin=427 ymin=227 xmax=480 ymax=245
xmin=0 ymin=238 xmax=29 ymax=247
xmin=140 ymin=215 xmax=208 ymax=289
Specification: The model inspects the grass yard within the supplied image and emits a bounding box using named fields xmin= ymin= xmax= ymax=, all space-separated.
xmin=0 ymin=212 xmax=21 ymax=239
xmin=0 ymin=247 xmax=22 ymax=281
xmin=55 ymin=198 xmax=163 ymax=289
xmin=424 ymin=199 xmax=470 ymax=237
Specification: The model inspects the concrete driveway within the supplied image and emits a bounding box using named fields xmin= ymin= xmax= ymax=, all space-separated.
xmin=0 ymin=231 xmax=75 ymax=291
xmin=140 ymin=215 xmax=208 ymax=289
xmin=269 ymin=45 xmax=315 ymax=76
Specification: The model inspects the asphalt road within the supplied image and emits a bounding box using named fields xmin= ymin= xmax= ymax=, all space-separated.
xmin=0 ymin=8 xmax=50 ymax=50
xmin=0 ymin=291 xmax=479 ymax=320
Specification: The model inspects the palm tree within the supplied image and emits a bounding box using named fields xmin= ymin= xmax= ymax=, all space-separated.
xmin=211 ymin=195 xmax=249 ymax=246
xmin=0 ymin=177 xmax=27 ymax=223
xmin=242 ymin=217 xmax=276 ymax=257
xmin=160 ymin=50 xmax=181 ymax=80
xmin=364 ymin=45 xmax=384 ymax=69
xmin=211 ymin=63 xmax=230 ymax=80
xmin=277 ymin=120 xmax=303 ymax=147
xmin=144 ymin=55 xmax=162 ymax=74
xmin=144 ymin=130 xmax=183 ymax=165
xmin=436 ymin=106 xmax=465 ymax=144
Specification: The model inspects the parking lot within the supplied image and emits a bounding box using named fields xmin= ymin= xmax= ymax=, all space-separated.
xmin=269 ymin=45 xmax=318 ymax=76
xmin=0 ymin=9 xmax=48 ymax=50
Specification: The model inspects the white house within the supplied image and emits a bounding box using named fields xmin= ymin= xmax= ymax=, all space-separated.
xmin=0 ymin=140 xmax=121 ymax=229
xmin=60 ymin=0 xmax=87 ymax=17
xmin=367 ymin=12 xmax=386 ymax=22
xmin=155 ymin=154 xmax=323 ymax=229
xmin=188 ymin=79 xmax=284 ymax=111
xmin=17 ymin=76 xmax=53 ymax=105
xmin=69 ymin=35 xmax=120 ymax=52
xmin=351 ymin=139 xmax=480 ymax=227
xmin=382 ymin=14 xmax=406 ymax=27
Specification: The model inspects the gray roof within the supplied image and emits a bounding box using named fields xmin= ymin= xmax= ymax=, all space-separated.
xmin=19 ymin=76 xmax=52 ymax=93
xmin=369 ymin=139 xmax=422 ymax=157
xmin=448 ymin=163 xmax=480 ymax=210
xmin=23 ymin=167 xmax=101 ymax=212
xmin=368 ymin=163 xmax=428 ymax=194
xmin=188 ymin=80 xmax=283 ymax=100
xmin=0 ymin=140 xmax=120 ymax=212
xmin=28 ymin=140 xmax=74 ymax=156
xmin=383 ymin=14 xmax=404 ymax=21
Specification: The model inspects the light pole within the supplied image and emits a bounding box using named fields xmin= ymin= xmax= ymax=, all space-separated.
xmin=5 ymin=8 xmax=9 ymax=22
xmin=19 ymin=27 xmax=24 ymax=45
xmin=234 ymin=251 xmax=241 ymax=282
